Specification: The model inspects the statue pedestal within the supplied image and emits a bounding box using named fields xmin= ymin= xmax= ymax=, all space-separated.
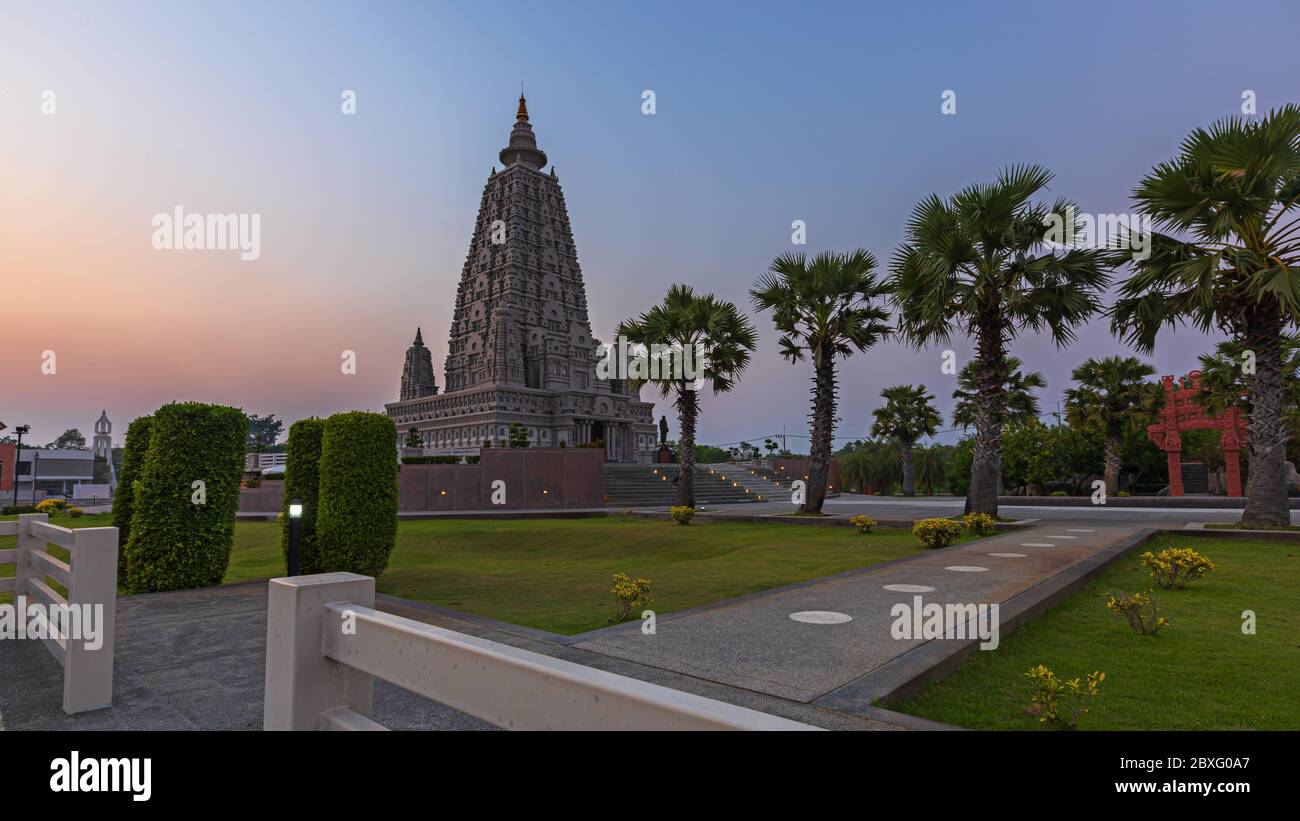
xmin=656 ymin=445 xmax=676 ymax=464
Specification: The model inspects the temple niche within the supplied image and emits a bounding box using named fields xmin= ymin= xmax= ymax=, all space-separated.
xmin=384 ymin=94 xmax=656 ymax=462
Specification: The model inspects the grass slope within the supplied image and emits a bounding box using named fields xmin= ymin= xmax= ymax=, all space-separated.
xmin=893 ymin=534 xmax=1300 ymax=730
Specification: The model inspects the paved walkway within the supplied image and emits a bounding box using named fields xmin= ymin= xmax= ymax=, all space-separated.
xmin=572 ymin=524 xmax=1133 ymax=702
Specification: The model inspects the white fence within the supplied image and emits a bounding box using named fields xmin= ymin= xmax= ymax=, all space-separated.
xmin=263 ymin=573 xmax=817 ymax=731
xmin=0 ymin=514 xmax=118 ymax=713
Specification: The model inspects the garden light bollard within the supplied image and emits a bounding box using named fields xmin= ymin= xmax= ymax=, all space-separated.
xmin=287 ymin=498 xmax=303 ymax=576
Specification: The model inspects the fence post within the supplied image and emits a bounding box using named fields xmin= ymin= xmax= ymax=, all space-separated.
xmin=263 ymin=572 xmax=375 ymax=730
xmin=63 ymin=526 xmax=119 ymax=713
xmin=14 ymin=513 xmax=47 ymax=598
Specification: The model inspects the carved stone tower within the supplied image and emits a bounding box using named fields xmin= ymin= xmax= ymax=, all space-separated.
xmin=386 ymin=94 xmax=655 ymax=461
xmin=400 ymin=327 xmax=437 ymax=400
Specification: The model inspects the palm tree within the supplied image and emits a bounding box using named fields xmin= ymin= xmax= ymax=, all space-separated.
xmin=891 ymin=165 xmax=1114 ymax=516
xmin=617 ymin=284 xmax=757 ymax=507
xmin=751 ymin=250 xmax=892 ymax=512
xmin=1111 ymin=106 xmax=1300 ymax=527
xmin=913 ymin=443 xmax=950 ymax=495
xmin=1196 ymin=336 xmax=1300 ymax=416
xmin=951 ymin=356 xmax=1046 ymax=430
xmin=1062 ymin=356 xmax=1162 ymax=495
xmin=870 ymin=384 xmax=941 ymax=496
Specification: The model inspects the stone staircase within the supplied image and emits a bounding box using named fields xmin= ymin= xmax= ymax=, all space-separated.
xmin=1181 ymin=462 xmax=1210 ymax=494
xmin=603 ymin=464 xmax=771 ymax=508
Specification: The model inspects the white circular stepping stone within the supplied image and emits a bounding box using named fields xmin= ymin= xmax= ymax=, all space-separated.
xmin=789 ymin=611 xmax=853 ymax=624
xmin=1067 ymin=529 xmax=1095 ymax=533
xmin=1045 ymin=535 xmax=1077 ymax=539
xmin=1021 ymin=542 xmax=1055 ymax=547
xmin=988 ymin=552 xmax=1027 ymax=558
xmin=944 ymin=565 xmax=988 ymax=572
xmin=882 ymin=584 xmax=935 ymax=593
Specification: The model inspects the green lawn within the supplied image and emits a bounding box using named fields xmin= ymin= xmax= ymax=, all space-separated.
xmin=4 ymin=512 xmax=944 ymax=634
xmin=893 ymin=534 xmax=1300 ymax=730
xmin=226 ymin=517 xmax=939 ymax=634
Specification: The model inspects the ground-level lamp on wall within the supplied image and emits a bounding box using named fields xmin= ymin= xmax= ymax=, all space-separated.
xmin=287 ymin=498 xmax=303 ymax=576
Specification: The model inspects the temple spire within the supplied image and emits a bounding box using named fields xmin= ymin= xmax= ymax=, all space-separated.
xmin=499 ymin=91 xmax=547 ymax=170
xmin=414 ymin=326 xmax=424 ymax=346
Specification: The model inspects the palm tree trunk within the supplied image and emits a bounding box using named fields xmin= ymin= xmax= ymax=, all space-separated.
xmin=675 ymin=385 xmax=698 ymax=508
xmin=899 ymin=439 xmax=915 ymax=496
xmin=1104 ymin=426 xmax=1121 ymax=496
xmin=1242 ymin=311 xmax=1289 ymax=527
xmin=804 ymin=351 xmax=837 ymax=513
xmin=967 ymin=320 xmax=1006 ymax=516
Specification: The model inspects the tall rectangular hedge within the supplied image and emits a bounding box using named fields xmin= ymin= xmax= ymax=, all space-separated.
xmin=281 ymin=417 xmax=325 ymax=574
xmin=123 ymin=402 xmax=248 ymax=593
xmin=316 ymin=411 xmax=398 ymax=578
xmin=112 ymin=415 xmax=153 ymax=586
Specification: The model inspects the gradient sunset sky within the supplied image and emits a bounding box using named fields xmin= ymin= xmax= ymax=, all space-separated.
xmin=3 ymin=0 xmax=1297 ymax=448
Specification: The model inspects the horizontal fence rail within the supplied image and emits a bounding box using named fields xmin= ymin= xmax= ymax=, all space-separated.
xmin=263 ymin=573 xmax=818 ymax=731
xmin=4 ymin=514 xmax=119 ymax=713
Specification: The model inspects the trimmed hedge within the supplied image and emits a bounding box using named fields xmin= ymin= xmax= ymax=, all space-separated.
xmin=281 ymin=417 xmax=325 ymax=574
xmin=316 ymin=411 xmax=398 ymax=577
xmin=123 ymin=402 xmax=248 ymax=593
xmin=2 ymin=505 xmax=37 ymax=516
xmin=112 ymin=415 xmax=153 ymax=584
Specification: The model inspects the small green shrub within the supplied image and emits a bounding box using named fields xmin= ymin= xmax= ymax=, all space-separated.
xmin=849 ymin=513 xmax=876 ymax=533
xmin=123 ymin=402 xmax=247 ymax=593
xmin=961 ymin=512 xmax=996 ymax=536
xmin=1 ymin=505 xmax=37 ymax=516
xmin=670 ymin=505 xmax=695 ymax=525
xmin=1104 ymin=590 xmax=1168 ymax=635
xmin=611 ymin=572 xmax=653 ymax=622
xmin=1116 ymin=490 xmax=1131 ymax=497
xmin=1142 ymin=547 xmax=1216 ymax=590
xmin=281 ymin=417 xmax=325 ymax=574
xmin=1050 ymin=490 xmax=1068 ymax=497
xmin=316 ymin=411 xmax=399 ymax=577
xmin=912 ymin=517 xmax=964 ymax=549
xmin=1025 ymin=665 xmax=1104 ymax=729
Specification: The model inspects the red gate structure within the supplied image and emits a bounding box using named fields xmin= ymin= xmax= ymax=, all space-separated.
xmin=1147 ymin=371 xmax=1248 ymax=496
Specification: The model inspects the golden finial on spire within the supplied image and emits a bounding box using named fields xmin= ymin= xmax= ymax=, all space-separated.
xmin=516 ymin=83 xmax=529 ymax=122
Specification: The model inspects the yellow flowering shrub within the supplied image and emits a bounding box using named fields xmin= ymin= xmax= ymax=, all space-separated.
xmin=1141 ymin=547 xmax=1216 ymax=590
xmin=66 ymin=506 xmax=84 ymax=519
xmin=912 ymin=517 xmax=964 ymax=549
xmin=1104 ymin=590 xmax=1168 ymax=635
xmin=34 ymin=499 xmax=66 ymax=514
xmin=670 ymin=505 xmax=695 ymax=525
xmin=610 ymin=572 xmax=653 ymax=623
xmin=1025 ymin=665 xmax=1104 ymax=729
xmin=961 ymin=513 xmax=997 ymax=536
xmin=849 ymin=514 xmax=877 ymax=533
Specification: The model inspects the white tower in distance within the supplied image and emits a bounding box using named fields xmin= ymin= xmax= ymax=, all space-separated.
xmin=92 ymin=410 xmax=112 ymax=459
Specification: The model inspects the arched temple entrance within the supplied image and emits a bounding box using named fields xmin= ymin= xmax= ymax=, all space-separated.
xmin=1147 ymin=371 xmax=1248 ymax=496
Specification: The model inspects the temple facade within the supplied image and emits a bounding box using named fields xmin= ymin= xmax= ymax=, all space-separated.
xmin=385 ymin=95 xmax=656 ymax=462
